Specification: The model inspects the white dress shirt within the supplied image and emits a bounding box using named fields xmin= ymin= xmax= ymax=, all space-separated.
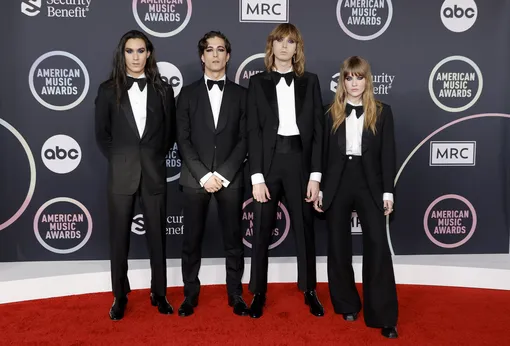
xmin=199 ymin=74 xmax=230 ymax=189
xmin=251 ymin=67 xmax=321 ymax=185
xmin=127 ymin=73 xmax=147 ymax=137
xmin=319 ymin=101 xmax=393 ymax=203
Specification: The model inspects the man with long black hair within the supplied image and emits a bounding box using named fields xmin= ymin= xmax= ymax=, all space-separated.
xmin=95 ymin=30 xmax=176 ymax=320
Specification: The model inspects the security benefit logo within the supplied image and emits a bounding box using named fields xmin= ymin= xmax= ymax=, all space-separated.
xmin=21 ymin=0 xmax=92 ymax=18
xmin=132 ymin=0 xmax=192 ymax=38
xmin=330 ymin=71 xmax=395 ymax=95
xmin=336 ymin=0 xmax=393 ymax=41
xmin=430 ymin=141 xmax=476 ymax=166
xmin=33 ymin=197 xmax=93 ymax=254
xmin=41 ymin=135 xmax=82 ymax=174
xmin=241 ymin=198 xmax=290 ymax=249
xmin=157 ymin=61 xmax=183 ymax=97
xmin=239 ymin=0 xmax=289 ymax=23
xmin=235 ymin=53 xmax=266 ymax=89
xmin=429 ymin=56 xmax=483 ymax=113
xmin=166 ymin=142 xmax=181 ymax=183
xmin=441 ymin=0 xmax=477 ymax=33
xmin=423 ymin=194 xmax=477 ymax=249
xmin=131 ymin=214 xmax=184 ymax=236
xmin=29 ymin=51 xmax=90 ymax=111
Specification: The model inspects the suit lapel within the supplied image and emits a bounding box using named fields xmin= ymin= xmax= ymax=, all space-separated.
xmin=120 ymin=91 xmax=141 ymax=140
xmin=294 ymin=74 xmax=307 ymax=119
xmin=261 ymin=73 xmax=279 ymax=119
xmin=215 ymin=79 xmax=231 ymax=134
xmin=361 ymin=127 xmax=369 ymax=153
xmin=336 ymin=120 xmax=347 ymax=155
xmin=197 ymin=80 xmax=216 ymax=133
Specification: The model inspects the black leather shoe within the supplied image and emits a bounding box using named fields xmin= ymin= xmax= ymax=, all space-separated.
xmin=342 ymin=312 xmax=358 ymax=321
xmin=109 ymin=296 xmax=128 ymax=321
xmin=178 ymin=297 xmax=198 ymax=317
xmin=150 ymin=293 xmax=174 ymax=315
xmin=249 ymin=293 xmax=266 ymax=318
xmin=304 ymin=290 xmax=324 ymax=317
xmin=381 ymin=326 xmax=398 ymax=339
xmin=228 ymin=295 xmax=249 ymax=316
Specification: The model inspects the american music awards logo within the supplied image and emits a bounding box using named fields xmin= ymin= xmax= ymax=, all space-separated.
xmin=132 ymin=0 xmax=192 ymax=37
xmin=235 ymin=53 xmax=265 ymax=89
xmin=336 ymin=0 xmax=393 ymax=41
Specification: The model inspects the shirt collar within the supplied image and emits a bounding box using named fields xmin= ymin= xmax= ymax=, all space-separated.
xmin=204 ymin=74 xmax=226 ymax=83
xmin=127 ymin=73 xmax=146 ymax=79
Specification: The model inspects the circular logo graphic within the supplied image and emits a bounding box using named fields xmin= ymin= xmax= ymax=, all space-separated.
xmin=235 ymin=53 xmax=266 ymax=88
xmin=131 ymin=214 xmax=145 ymax=235
xmin=242 ymin=198 xmax=290 ymax=249
xmin=423 ymin=194 xmax=477 ymax=248
xmin=28 ymin=51 xmax=89 ymax=111
xmin=166 ymin=142 xmax=181 ymax=183
xmin=33 ymin=197 xmax=93 ymax=254
xmin=157 ymin=61 xmax=183 ymax=97
xmin=428 ymin=56 xmax=483 ymax=112
xmin=132 ymin=0 xmax=192 ymax=38
xmin=0 ymin=119 xmax=36 ymax=231
xmin=336 ymin=0 xmax=393 ymax=41
xmin=441 ymin=0 xmax=477 ymax=33
xmin=41 ymin=134 xmax=82 ymax=174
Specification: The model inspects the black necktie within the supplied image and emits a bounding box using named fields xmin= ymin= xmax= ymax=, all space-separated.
xmin=272 ymin=71 xmax=294 ymax=86
xmin=127 ymin=76 xmax=147 ymax=91
xmin=346 ymin=103 xmax=364 ymax=118
xmin=207 ymin=79 xmax=225 ymax=91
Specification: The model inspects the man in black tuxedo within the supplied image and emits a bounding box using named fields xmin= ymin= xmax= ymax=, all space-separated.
xmin=95 ymin=30 xmax=176 ymax=320
xmin=176 ymin=31 xmax=248 ymax=317
xmin=246 ymin=23 xmax=325 ymax=318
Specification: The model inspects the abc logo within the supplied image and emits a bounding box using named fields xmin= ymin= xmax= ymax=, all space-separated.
xmin=41 ymin=134 xmax=82 ymax=174
xmin=441 ymin=0 xmax=477 ymax=33
xmin=157 ymin=61 xmax=183 ymax=97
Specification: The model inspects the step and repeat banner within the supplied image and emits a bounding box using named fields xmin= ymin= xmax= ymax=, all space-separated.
xmin=1 ymin=0 xmax=510 ymax=262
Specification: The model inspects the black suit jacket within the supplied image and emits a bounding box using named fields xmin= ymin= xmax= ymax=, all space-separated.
xmin=321 ymin=102 xmax=396 ymax=212
xmin=247 ymin=71 xmax=324 ymax=178
xmin=95 ymin=80 xmax=176 ymax=195
xmin=176 ymin=78 xmax=247 ymax=189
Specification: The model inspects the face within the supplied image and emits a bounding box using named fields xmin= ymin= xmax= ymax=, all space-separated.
xmin=201 ymin=36 xmax=230 ymax=75
xmin=344 ymin=73 xmax=366 ymax=101
xmin=272 ymin=35 xmax=297 ymax=64
xmin=124 ymin=38 xmax=150 ymax=77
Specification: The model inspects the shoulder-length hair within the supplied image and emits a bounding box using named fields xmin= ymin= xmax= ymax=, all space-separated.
xmin=109 ymin=30 xmax=166 ymax=104
xmin=329 ymin=56 xmax=382 ymax=134
xmin=264 ymin=23 xmax=305 ymax=76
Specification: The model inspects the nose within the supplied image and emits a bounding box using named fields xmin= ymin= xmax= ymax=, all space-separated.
xmin=213 ymin=49 xmax=218 ymax=57
xmin=282 ymin=41 xmax=287 ymax=48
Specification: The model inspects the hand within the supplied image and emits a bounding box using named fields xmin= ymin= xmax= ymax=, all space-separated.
xmin=253 ymin=183 xmax=271 ymax=203
xmin=204 ymin=175 xmax=222 ymax=193
xmin=384 ymin=200 xmax=394 ymax=216
xmin=313 ymin=195 xmax=324 ymax=213
xmin=305 ymin=180 xmax=320 ymax=203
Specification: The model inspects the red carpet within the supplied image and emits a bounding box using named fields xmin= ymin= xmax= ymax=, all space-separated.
xmin=1 ymin=283 xmax=509 ymax=345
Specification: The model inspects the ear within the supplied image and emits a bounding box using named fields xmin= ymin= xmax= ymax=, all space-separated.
xmin=226 ymin=53 xmax=230 ymax=63
xmin=147 ymin=51 xmax=151 ymax=58
xmin=201 ymin=54 xmax=205 ymax=64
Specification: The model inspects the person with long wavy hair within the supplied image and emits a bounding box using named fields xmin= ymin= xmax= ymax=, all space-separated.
xmin=95 ymin=30 xmax=176 ymax=321
xmin=314 ymin=56 xmax=399 ymax=338
xmin=246 ymin=23 xmax=325 ymax=318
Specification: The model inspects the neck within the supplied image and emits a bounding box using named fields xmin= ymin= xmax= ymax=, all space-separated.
xmin=127 ymin=70 xmax=145 ymax=78
xmin=347 ymin=95 xmax=362 ymax=105
xmin=205 ymin=70 xmax=225 ymax=80
xmin=273 ymin=58 xmax=292 ymax=73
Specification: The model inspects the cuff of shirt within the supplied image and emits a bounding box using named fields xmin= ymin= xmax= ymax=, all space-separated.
xmin=383 ymin=193 xmax=393 ymax=202
xmin=319 ymin=190 xmax=323 ymax=199
xmin=309 ymin=172 xmax=322 ymax=183
xmin=251 ymin=173 xmax=265 ymax=185
xmin=213 ymin=171 xmax=230 ymax=188
xmin=199 ymin=172 xmax=214 ymax=187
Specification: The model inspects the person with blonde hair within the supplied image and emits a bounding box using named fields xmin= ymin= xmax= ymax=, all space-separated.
xmin=314 ymin=56 xmax=399 ymax=338
xmin=246 ymin=23 xmax=324 ymax=318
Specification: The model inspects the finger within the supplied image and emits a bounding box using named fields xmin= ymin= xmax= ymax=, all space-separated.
xmin=265 ymin=186 xmax=271 ymax=200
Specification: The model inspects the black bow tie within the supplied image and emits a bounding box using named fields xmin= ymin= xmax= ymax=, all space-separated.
xmin=127 ymin=76 xmax=147 ymax=91
xmin=346 ymin=103 xmax=364 ymax=118
xmin=207 ymin=79 xmax=225 ymax=91
xmin=271 ymin=71 xmax=294 ymax=86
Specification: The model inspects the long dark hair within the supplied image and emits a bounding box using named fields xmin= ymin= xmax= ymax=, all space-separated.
xmin=109 ymin=30 xmax=166 ymax=104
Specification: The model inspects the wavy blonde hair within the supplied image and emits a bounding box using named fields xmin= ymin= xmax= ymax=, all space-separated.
xmin=329 ymin=56 xmax=382 ymax=134
xmin=264 ymin=23 xmax=305 ymax=77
